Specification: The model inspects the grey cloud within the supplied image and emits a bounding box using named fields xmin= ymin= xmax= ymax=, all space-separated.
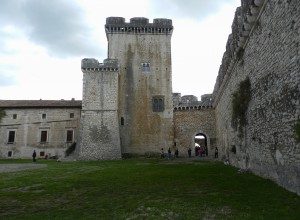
xmin=0 ymin=0 xmax=104 ymax=58
xmin=149 ymin=0 xmax=237 ymax=20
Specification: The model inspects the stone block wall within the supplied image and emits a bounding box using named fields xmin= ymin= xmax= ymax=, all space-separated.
xmin=78 ymin=111 xmax=121 ymax=160
xmin=213 ymin=0 xmax=300 ymax=194
xmin=106 ymin=17 xmax=174 ymax=154
xmin=78 ymin=58 xmax=121 ymax=160
xmin=174 ymin=108 xmax=216 ymax=157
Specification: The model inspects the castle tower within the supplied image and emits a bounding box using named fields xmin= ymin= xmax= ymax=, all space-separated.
xmin=105 ymin=17 xmax=174 ymax=154
xmin=78 ymin=58 xmax=121 ymax=160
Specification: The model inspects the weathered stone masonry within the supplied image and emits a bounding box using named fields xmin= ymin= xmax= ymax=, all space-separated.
xmin=1 ymin=0 xmax=299 ymax=195
xmin=173 ymin=94 xmax=216 ymax=157
xmin=0 ymin=100 xmax=81 ymax=159
xmin=174 ymin=108 xmax=216 ymax=156
xmin=105 ymin=17 xmax=174 ymax=155
xmin=213 ymin=0 xmax=300 ymax=194
xmin=78 ymin=59 xmax=121 ymax=160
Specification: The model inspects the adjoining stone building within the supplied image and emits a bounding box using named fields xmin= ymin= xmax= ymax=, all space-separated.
xmin=0 ymin=0 xmax=299 ymax=194
xmin=0 ymin=100 xmax=81 ymax=159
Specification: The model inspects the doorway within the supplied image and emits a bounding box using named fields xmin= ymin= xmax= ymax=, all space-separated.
xmin=194 ymin=133 xmax=208 ymax=157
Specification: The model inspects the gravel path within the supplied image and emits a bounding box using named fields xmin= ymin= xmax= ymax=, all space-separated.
xmin=0 ymin=164 xmax=47 ymax=173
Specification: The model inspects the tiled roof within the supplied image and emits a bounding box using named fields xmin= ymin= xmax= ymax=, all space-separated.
xmin=0 ymin=100 xmax=82 ymax=108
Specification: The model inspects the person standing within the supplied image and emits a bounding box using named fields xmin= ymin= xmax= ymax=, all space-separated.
xmin=188 ymin=148 xmax=191 ymax=158
xmin=215 ymin=147 xmax=218 ymax=158
xmin=168 ymin=148 xmax=172 ymax=160
xmin=175 ymin=148 xmax=179 ymax=158
xmin=160 ymin=148 xmax=165 ymax=159
xmin=32 ymin=150 xmax=37 ymax=163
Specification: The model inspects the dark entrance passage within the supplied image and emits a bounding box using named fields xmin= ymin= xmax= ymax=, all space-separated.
xmin=194 ymin=133 xmax=208 ymax=157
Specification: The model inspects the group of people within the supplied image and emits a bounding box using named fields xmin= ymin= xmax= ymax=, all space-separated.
xmin=195 ymin=145 xmax=208 ymax=157
xmin=161 ymin=147 xmax=179 ymax=160
xmin=32 ymin=150 xmax=49 ymax=162
xmin=161 ymin=146 xmax=219 ymax=159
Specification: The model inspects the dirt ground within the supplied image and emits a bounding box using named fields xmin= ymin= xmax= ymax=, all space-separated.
xmin=0 ymin=164 xmax=47 ymax=173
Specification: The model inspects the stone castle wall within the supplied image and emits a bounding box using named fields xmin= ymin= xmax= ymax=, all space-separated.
xmin=213 ymin=0 xmax=300 ymax=194
xmin=174 ymin=108 xmax=216 ymax=157
xmin=78 ymin=59 xmax=122 ymax=160
xmin=106 ymin=17 xmax=174 ymax=154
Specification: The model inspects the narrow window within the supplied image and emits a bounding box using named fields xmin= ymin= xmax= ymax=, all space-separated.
xmin=121 ymin=117 xmax=124 ymax=126
xmin=8 ymin=131 xmax=15 ymax=143
xmin=40 ymin=130 xmax=48 ymax=143
xmin=66 ymin=130 xmax=73 ymax=143
xmin=13 ymin=114 xmax=17 ymax=119
xmin=158 ymin=99 xmax=164 ymax=111
xmin=70 ymin=113 xmax=74 ymax=118
xmin=153 ymin=99 xmax=159 ymax=112
xmin=42 ymin=113 xmax=47 ymax=119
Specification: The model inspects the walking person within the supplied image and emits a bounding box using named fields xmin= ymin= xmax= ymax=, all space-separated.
xmin=188 ymin=148 xmax=191 ymax=158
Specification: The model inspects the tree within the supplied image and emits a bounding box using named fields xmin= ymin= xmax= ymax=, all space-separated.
xmin=0 ymin=109 xmax=6 ymax=123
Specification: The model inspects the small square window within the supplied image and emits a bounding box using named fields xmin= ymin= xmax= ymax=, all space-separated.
xmin=70 ymin=113 xmax=74 ymax=118
xmin=42 ymin=113 xmax=47 ymax=119
xmin=13 ymin=114 xmax=17 ymax=119
xmin=8 ymin=151 xmax=13 ymax=157
xmin=40 ymin=151 xmax=45 ymax=157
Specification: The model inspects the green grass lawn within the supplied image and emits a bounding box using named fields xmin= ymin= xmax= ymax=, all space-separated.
xmin=0 ymin=158 xmax=299 ymax=220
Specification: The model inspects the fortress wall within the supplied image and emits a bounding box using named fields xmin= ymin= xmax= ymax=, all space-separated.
xmin=213 ymin=0 xmax=300 ymax=194
xmin=106 ymin=17 xmax=174 ymax=154
xmin=174 ymin=109 xmax=216 ymax=157
xmin=78 ymin=110 xmax=121 ymax=160
xmin=78 ymin=59 xmax=121 ymax=160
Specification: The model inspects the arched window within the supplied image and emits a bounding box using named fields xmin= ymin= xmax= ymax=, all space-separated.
xmin=152 ymin=96 xmax=164 ymax=112
xmin=142 ymin=63 xmax=150 ymax=72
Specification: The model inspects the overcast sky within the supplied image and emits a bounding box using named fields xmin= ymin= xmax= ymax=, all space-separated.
xmin=0 ymin=0 xmax=240 ymax=101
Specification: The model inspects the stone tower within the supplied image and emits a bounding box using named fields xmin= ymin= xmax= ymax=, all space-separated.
xmin=78 ymin=58 xmax=122 ymax=160
xmin=105 ymin=17 xmax=174 ymax=154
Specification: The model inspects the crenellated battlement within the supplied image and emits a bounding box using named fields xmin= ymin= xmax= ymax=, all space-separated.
xmin=105 ymin=17 xmax=173 ymax=35
xmin=174 ymin=105 xmax=213 ymax=111
xmin=81 ymin=58 xmax=119 ymax=72
xmin=173 ymin=94 xmax=213 ymax=111
xmin=212 ymin=0 xmax=267 ymax=104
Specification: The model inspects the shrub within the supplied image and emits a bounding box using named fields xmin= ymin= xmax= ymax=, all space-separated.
xmin=294 ymin=119 xmax=300 ymax=143
xmin=231 ymin=77 xmax=251 ymax=133
xmin=0 ymin=109 xmax=6 ymax=123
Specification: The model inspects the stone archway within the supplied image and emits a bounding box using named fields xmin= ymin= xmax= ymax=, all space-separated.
xmin=192 ymin=131 xmax=211 ymax=157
